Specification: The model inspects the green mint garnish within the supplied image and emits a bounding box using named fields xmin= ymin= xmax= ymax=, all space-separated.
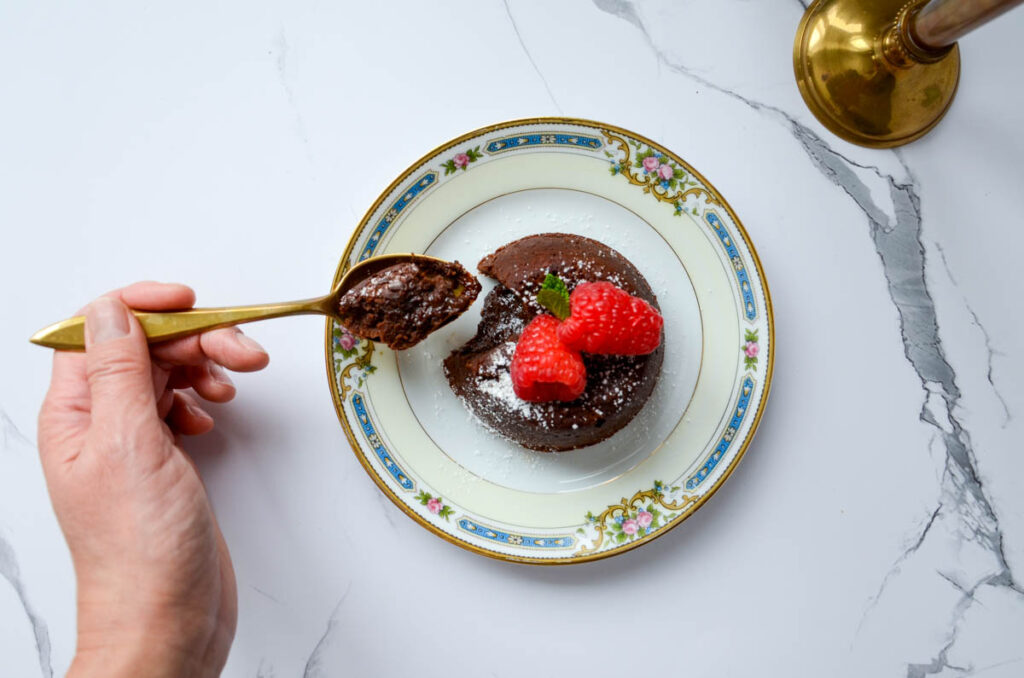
xmin=536 ymin=273 xmax=570 ymax=320
xmin=540 ymin=273 xmax=568 ymax=297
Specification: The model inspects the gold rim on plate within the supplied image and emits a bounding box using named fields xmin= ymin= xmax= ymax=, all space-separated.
xmin=324 ymin=117 xmax=775 ymax=565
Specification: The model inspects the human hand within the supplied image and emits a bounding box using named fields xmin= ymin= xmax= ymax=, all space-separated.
xmin=37 ymin=282 xmax=269 ymax=678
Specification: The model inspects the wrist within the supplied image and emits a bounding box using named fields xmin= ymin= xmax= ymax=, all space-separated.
xmin=72 ymin=597 xmax=217 ymax=678
xmin=68 ymin=643 xmax=196 ymax=678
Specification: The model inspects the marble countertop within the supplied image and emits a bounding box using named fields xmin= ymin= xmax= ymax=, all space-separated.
xmin=3 ymin=1 xmax=1023 ymax=676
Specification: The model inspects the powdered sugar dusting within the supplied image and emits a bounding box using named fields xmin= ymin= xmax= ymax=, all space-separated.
xmin=468 ymin=342 xmax=553 ymax=426
xmin=394 ymin=187 xmax=703 ymax=493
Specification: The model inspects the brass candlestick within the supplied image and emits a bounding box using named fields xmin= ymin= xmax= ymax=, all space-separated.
xmin=793 ymin=0 xmax=1024 ymax=148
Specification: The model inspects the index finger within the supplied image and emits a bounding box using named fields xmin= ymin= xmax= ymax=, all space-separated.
xmin=107 ymin=281 xmax=196 ymax=311
xmin=73 ymin=281 xmax=197 ymax=314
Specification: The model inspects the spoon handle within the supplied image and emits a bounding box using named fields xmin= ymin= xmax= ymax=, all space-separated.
xmin=30 ymin=297 xmax=330 ymax=350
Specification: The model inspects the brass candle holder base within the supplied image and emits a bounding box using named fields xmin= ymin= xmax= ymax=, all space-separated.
xmin=794 ymin=0 xmax=960 ymax=148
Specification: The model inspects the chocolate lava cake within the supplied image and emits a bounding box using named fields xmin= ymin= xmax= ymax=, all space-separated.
xmin=443 ymin=233 xmax=664 ymax=452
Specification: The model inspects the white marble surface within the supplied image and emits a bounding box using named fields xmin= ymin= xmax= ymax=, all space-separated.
xmin=2 ymin=1 xmax=1023 ymax=676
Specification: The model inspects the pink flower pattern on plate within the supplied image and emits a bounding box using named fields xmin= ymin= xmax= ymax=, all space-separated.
xmin=332 ymin=325 xmax=376 ymax=387
xmin=636 ymin=510 xmax=653 ymax=528
xmin=743 ymin=329 xmax=760 ymax=370
xmin=581 ymin=482 xmax=680 ymax=548
xmin=642 ymin=156 xmax=660 ymax=172
xmin=415 ymin=491 xmax=454 ymax=520
xmin=442 ymin=146 xmax=483 ymax=175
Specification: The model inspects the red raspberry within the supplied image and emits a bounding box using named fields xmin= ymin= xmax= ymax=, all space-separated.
xmin=557 ymin=281 xmax=663 ymax=355
xmin=510 ymin=315 xmax=587 ymax=402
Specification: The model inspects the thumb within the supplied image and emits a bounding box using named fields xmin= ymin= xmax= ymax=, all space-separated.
xmin=84 ymin=296 xmax=158 ymax=433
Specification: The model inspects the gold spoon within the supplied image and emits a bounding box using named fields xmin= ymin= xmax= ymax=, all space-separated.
xmin=29 ymin=254 xmax=449 ymax=350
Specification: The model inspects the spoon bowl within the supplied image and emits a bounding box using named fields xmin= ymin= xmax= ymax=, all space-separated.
xmin=30 ymin=254 xmax=453 ymax=351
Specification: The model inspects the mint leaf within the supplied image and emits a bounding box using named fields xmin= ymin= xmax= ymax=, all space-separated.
xmin=536 ymin=274 xmax=570 ymax=320
xmin=540 ymin=273 xmax=567 ymax=295
xmin=537 ymin=290 xmax=570 ymax=320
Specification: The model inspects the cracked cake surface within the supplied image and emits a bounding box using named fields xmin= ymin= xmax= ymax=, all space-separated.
xmin=442 ymin=233 xmax=664 ymax=452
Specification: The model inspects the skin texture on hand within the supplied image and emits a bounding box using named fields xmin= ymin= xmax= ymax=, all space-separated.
xmin=37 ymin=282 xmax=269 ymax=678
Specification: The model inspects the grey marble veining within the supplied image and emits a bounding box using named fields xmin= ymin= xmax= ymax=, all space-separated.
xmin=592 ymin=0 xmax=1023 ymax=671
xmin=935 ymin=242 xmax=1013 ymax=428
xmin=255 ymin=658 xmax=275 ymax=678
xmin=249 ymin=584 xmax=285 ymax=606
xmin=273 ymin=28 xmax=312 ymax=159
xmin=2 ymin=1 xmax=1021 ymax=676
xmin=0 ymin=535 xmax=53 ymax=678
xmin=301 ymin=582 xmax=352 ymax=678
xmin=0 ymin=410 xmax=53 ymax=678
xmin=1 ymin=407 xmax=32 ymax=451
xmin=502 ymin=0 xmax=563 ymax=113
xmin=811 ymin=129 xmax=1023 ymax=675
xmin=374 ymin=485 xmax=400 ymax=530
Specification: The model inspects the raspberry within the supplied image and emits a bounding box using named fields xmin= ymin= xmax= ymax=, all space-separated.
xmin=557 ymin=281 xmax=663 ymax=355
xmin=510 ymin=315 xmax=587 ymax=402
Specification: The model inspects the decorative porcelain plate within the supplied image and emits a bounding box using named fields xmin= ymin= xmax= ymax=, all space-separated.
xmin=326 ymin=118 xmax=773 ymax=564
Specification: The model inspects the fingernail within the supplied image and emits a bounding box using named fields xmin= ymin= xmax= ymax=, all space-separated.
xmin=186 ymin=401 xmax=212 ymax=422
xmin=208 ymin=363 xmax=234 ymax=388
xmin=235 ymin=332 xmax=267 ymax=354
xmin=86 ymin=297 xmax=129 ymax=344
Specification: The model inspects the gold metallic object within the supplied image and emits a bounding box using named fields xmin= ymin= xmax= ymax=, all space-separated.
xmin=914 ymin=0 xmax=1024 ymax=47
xmin=794 ymin=0 xmax=1023 ymax=148
xmin=29 ymin=253 xmax=447 ymax=350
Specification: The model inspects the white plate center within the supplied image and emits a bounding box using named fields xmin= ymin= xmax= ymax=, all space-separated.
xmin=397 ymin=188 xmax=702 ymax=494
